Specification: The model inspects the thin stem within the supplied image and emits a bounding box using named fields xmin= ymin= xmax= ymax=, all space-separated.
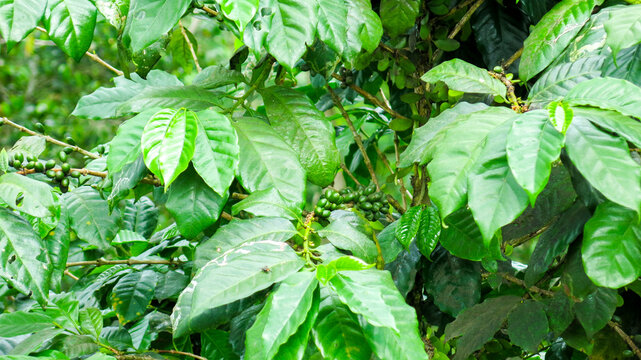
xmin=331 ymin=74 xmax=410 ymax=121
xmin=18 ymin=167 xmax=159 ymax=186
xmin=386 ymin=194 xmax=405 ymax=214
xmin=221 ymin=211 xmax=234 ymax=221
xmin=179 ymin=21 xmax=202 ymax=72
xmin=432 ymin=0 xmax=485 ymax=63
xmin=201 ymin=5 xmax=219 ymax=16
xmin=1 ymin=117 xmax=99 ymax=159
xmin=609 ymin=322 xmax=641 ymax=360
xmin=64 ymin=270 xmax=79 ymax=281
xmin=154 ymin=350 xmax=207 ymax=360
xmin=489 ymin=71 xmax=523 ymax=112
xmin=223 ymin=83 xmax=258 ymax=114
xmin=394 ymin=133 xmax=409 ymax=211
xmin=431 ymin=0 xmax=477 ymax=22
xmin=35 ymin=26 xmax=123 ymax=76
xmin=372 ymin=233 xmax=385 ymax=270
xmin=503 ymin=47 xmax=523 ymax=69
xmin=231 ymin=192 xmax=248 ymax=200
xmin=340 ymin=163 xmax=363 ymax=186
xmin=66 ymin=258 xmax=183 ymax=268
xmin=328 ymin=87 xmax=380 ymax=190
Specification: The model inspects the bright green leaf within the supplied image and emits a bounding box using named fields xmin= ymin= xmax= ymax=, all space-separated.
xmin=316 ymin=256 xmax=374 ymax=285
xmin=395 ymin=205 xmax=422 ymax=249
xmin=0 ymin=173 xmax=57 ymax=217
xmin=0 ymin=0 xmax=46 ymax=51
xmin=44 ymin=0 xmax=97 ymax=61
xmin=123 ymin=0 xmax=191 ymax=52
xmin=111 ymin=270 xmax=157 ymax=324
xmin=421 ymin=59 xmax=506 ymax=98
xmin=64 ymin=187 xmax=120 ymax=250
xmin=265 ymin=0 xmax=316 ymax=70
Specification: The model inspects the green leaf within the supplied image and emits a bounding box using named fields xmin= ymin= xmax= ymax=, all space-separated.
xmin=440 ymin=208 xmax=502 ymax=261
xmin=312 ymin=289 xmax=372 ymax=360
xmin=602 ymin=44 xmax=641 ymax=87
xmin=45 ymin=206 xmax=70 ymax=292
xmin=574 ymin=287 xmax=617 ymax=337
xmin=122 ymin=0 xmax=191 ymax=52
xmin=582 ymin=202 xmax=641 ymax=288
xmin=433 ymin=39 xmax=460 ymax=52
xmin=423 ymin=251 xmax=480 ymax=317
xmin=166 ymin=167 xmax=228 ymax=239
xmin=543 ymin=294 xmax=575 ymax=335
xmin=377 ymin=221 xmax=403 ymax=263
xmin=245 ymin=272 xmax=318 ymax=360
xmin=233 ymin=117 xmax=306 ymax=210
xmin=79 ymin=307 xmax=103 ymax=340
xmin=44 ymin=0 xmax=97 ymax=61
xmin=232 ymin=188 xmax=302 ymax=220
xmin=0 ymin=0 xmax=46 ymax=51
xmin=314 ymin=0 xmax=348 ymax=55
xmin=261 ymin=86 xmax=340 ymax=187
xmin=399 ymin=102 xmax=488 ymax=167
xmin=192 ymin=65 xmax=246 ymax=89
xmin=344 ymin=0 xmax=383 ymax=62
xmin=141 ymin=108 xmax=198 ymax=189
xmin=107 ymin=109 xmax=156 ymax=175
xmin=111 ymin=270 xmax=157 ymax=324
xmin=380 ymin=0 xmax=419 ymax=38
xmin=265 ymin=0 xmax=316 ymax=71
xmin=0 ymin=312 xmax=54 ymax=337
xmin=506 ymin=110 xmax=565 ymax=204
xmin=519 ymin=0 xmax=602 ymax=81
xmin=547 ymin=100 xmax=574 ymax=134
xmin=128 ymin=311 xmax=169 ymax=351
xmin=317 ymin=217 xmax=378 ymax=263
xmin=219 ymin=0 xmax=258 ymax=31
xmin=528 ymin=56 xmax=605 ymax=108
xmin=564 ymin=77 xmax=641 ymax=120
xmin=384 ymin=242 xmax=422 ymax=298
xmin=122 ymin=197 xmax=158 ymax=239
xmin=444 ymin=296 xmax=521 ymax=360
xmin=427 ymin=107 xmax=515 ymax=218
xmin=316 ymin=256 xmax=374 ymax=285
xmin=416 ymin=206 xmax=440 ymax=258
xmin=201 ymin=329 xmax=239 ymax=360
xmin=64 ymin=187 xmax=120 ymax=250
xmin=0 ymin=207 xmax=50 ymax=304
xmin=8 ymin=328 xmax=64 ymax=355
xmin=273 ymin=287 xmax=320 ymax=360
xmin=94 ymin=0 xmax=127 ymax=29
xmin=573 ymin=106 xmax=641 ymax=149
xmin=604 ymin=5 xmax=641 ymax=60
xmin=468 ymin=120 xmax=529 ymax=242
xmin=195 ymin=217 xmax=297 ymax=270
xmin=191 ymin=110 xmax=239 ymax=196
xmin=506 ymin=300 xmax=549 ymax=353
xmin=0 ymin=173 xmax=57 ymax=217
xmin=395 ymin=205 xmax=422 ymax=249
xmin=171 ymin=240 xmax=304 ymax=338
xmin=565 ymin=116 xmax=641 ymax=212
xmin=421 ymin=59 xmax=506 ymax=99
xmin=118 ymin=86 xmax=226 ymax=115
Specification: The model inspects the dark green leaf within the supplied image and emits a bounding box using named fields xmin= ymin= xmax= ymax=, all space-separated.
xmin=64 ymin=187 xmax=120 ymax=250
xmin=122 ymin=197 xmax=158 ymax=239
xmin=192 ymin=65 xmax=246 ymax=89
xmin=440 ymin=208 xmax=503 ymax=261
xmin=384 ymin=241 xmax=422 ymax=298
xmin=44 ymin=0 xmax=97 ymax=61
xmin=395 ymin=205 xmax=422 ymax=249
xmin=123 ymin=0 xmax=191 ymax=52
xmin=416 ymin=206 xmax=440 ymax=258
xmin=544 ymin=294 xmax=575 ymax=335
xmin=0 ymin=0 xmax=46 ymax=51
xmin=380 ymin=0 xmax=419 ymax=38
xmin=111 ymin=270 xmax=157 ymax=324
xmin=423 ymin=251 xmax=480 ymax=317
xmin=574 ymin=288 xmax=617 ymax=337
xmin=201 ymin=329 xmax=239 ymax=360
xmin=507 ymin=300 xmax=549 ymax=353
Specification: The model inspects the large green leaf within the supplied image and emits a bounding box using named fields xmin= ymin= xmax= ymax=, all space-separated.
xmin=44 ymin=0 xmax=97 ymax=61
xmin=506 ymin=300 xmax=549 ymax=353
xmin=314 ymin=0 xmax=348 ymax=55
xmin=421 ymin=59 xmax=506 ymax=99
xmin=122 ymin=0 xmax=191 ymax=52
xmin=45 ymin=205 xmax=71 ymax=292
xmin=317 ymin=217 xmax=377 ymax=263
xmin=122 ymin=197 xmax=158 ymax=239
xmin=64 ymin=187 xmax=120 ymax=250
xmin=506 ymin=110 xmax=565 ymax=205
xmin=399 ymin=102 xmax=488 ymax=167
xmin=192 ymin=65 xmax=247 ymax=89
xmin=439 ymin=208 xmax=502 ymax=261
xmin=573 ymin=106 xmax=641 ymax=149
xmin=233 ymin=117 xmax=306 ymax=209
xmin=582 ymin=202 xmax=641 ymax=288
xmin=528 ymin=56 xmax=605 ymax=108
xmin=565 ymin=116 xmax=641 ymax=212
xmin=519 ymin=0 xmax=602 ymax=81
xmin=416 ymin=206 xmax=440 ymax=258
xmin=219 ymin=0 xmax=258 ymax=31
xmin=141 ymin=108 xmax=198 ymax=189
xmin=165 ymin=167 xmax=228 ymax=239
xmin=201 ymin=329 xmax=239 ymax=360
xmin=0 ymin=312 xmax=54 ymax=337
xmin=344 ymin=0 xmax=383 ymax=62
xmin=312 ymin=289 xmax=372 ymax=360
xmin=444 ymin=296 xmax=522 ymax=360
xmin=602 ymin=44 xmax=641 ymax=87
xmin=0 ymin=173 xmax=57 ymax=217
xmin=380 ymin=0 xmax=419 ymax=38
xmin=191 ymin=110 xmax=239 ymax=196
xmin=245 ymin=272 xmax=318 ymax=360
xmin=111 ymin=270 xmax=157 ymax=324
xmin=427 ymin=107 xmax=515 ymax=218
xmin=231 ymin=188 xmax=302 ymax=220
xmin=0 ymin=0 xmax=46 ymax=51
xmin=265 ymin=0 xmax=316 ymax=70
xmin=604 ymin=5 xmax=641 ymax=60
xmin=107 ymin=110 xmax=156 ymax=174
xmin=171 ymin=240 xmax=304 ymax=338
xmin=564 ymin=77 xmax=641 ymax=120
xmin=262 ymin=87 xmax=340 ymax=187
xmin=395 ymin=205 xmax=422 ymax=249
xmin=273 ymin=287 xmax=320 ymax=360
xmin=423 ymin=251 xmax=480 ymax=317
xmin=574 ymin=287 xmax=617 ymax=337
xmin=0 ymin=207 xmax=50 ymax=304
xmin=118 ymin=86 xmax=226 ymax=115
xmin=195 ymin=217 xmax=297 ymax=271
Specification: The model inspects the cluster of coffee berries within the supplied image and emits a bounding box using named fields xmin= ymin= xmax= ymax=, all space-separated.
xmin=11 ymin=149 xmax=80 ymax=193
xmin=314 ymin=184 xmax=389 ymax=221
xmin=339 ymin=67 xmax=354 ymax=89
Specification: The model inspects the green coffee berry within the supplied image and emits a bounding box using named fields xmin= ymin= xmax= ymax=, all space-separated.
xmin=64 ymin=147 xmax=73 ymax=154
xmin=61 ymin=163 xmax=71 ymax=174
xmin=317 ymin=198 xmax=328 ymax=208
xmin=55 ymin=171 xmax=65 ymax=181
xmin=45 ymin=159 xmax=56 ymax=169
xmin=70 ymin=170 xmax=81 ymax=178
xmin=12 ymin=159 xmax=22 ymax=168
xmin=322 ymin=209 xmax=331 ymax=218
xmin=61 ymin=178 xmax=69 ymax=187
xmin=35 ymin=162 xmax=45 ymax=172
xmin=25 ymin=161 xmax=35 ymax=169
xmin=13 ymin=152 xmax=23 ymax=162
xmin=58 ymin=151 xmax=67 ymax=162
xmin=46 ymin=170 xmax=56 ymax=178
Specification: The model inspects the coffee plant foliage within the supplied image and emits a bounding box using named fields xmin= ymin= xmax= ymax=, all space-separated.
xmin=1 ymin=0 xmax=641 ymax=359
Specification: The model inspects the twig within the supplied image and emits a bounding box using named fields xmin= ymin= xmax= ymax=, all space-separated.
xmin=328 ymin=87 xmax=380 ymax=190
xmin=231 ymin=192 xmax=248 ymax=200
xmin=387 ymin=194 xmax=405 ymax=214
xmin=331 ymin=74 xmax=410 ymax=121
xmin=1 ymin=117 xmax=99 ymax=159
xmin=394 ymin=133 xmax=409 ymax=210
xmin=66 ymin=258 xmax=183 ymax=268
xmin=431 ymin=0 xmax=478 ymax=22
xmin=489 ymin=71 xmax=524 ymax=112
xmin=64 ymin=270 xmax=79 ymax=281
xmin=35 ymin=26 xmax=123 ymax=76
xmin=154 ymin=350 xmax=207 ymax=360
xmin=507 ymin=223 xmax=551 ymax=248
xmin=432 ymin=0 xmax=485 ymax=63
xmin=609 ymin=322 xmax=641 ymax=360
xmin=201 ymin=5 xmax=219 ymax=17
xmin=340 ymin=163 xmax=363 ymax=186
xmin=221 ymin=211 xmax=234 ymax=221
xmin=503 ymin=47 xmax=523 ymax=69
xmin=179 ymin=21 xmax=201 ymax=72
xmin=372 ymin=233 xmax=385 ymax=270
xmin=18 ymin=167 xmax=160 ymax=186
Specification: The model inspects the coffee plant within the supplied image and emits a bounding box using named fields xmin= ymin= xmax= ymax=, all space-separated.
xmin=1 ymin=0 xmax=641 ymax=359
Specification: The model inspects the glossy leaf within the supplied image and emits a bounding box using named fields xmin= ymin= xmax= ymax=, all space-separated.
xmin=574 ymin=106 xmax=641 ymax=149
xmin=201 ymin=329 xmax=239 ymax=360
xmin=506 ymin=110 xmax=565 ymax=204
xmin=384 ymin=242 xmax=422 ymax=298
xmin=506 ymin=300 xmax=549 ymax=353
xmin=317 ymin=217 xmax=378 ymax=263
xmin=423 ymin=251 xmax=480 ymax=317
xmin=0 ymin=173 xmax=57 ymax=217
xmin=0 ymin=0 xmax=46 ymax=51
xmin=0 ymin=207 xmax=51 ymax=304
xmin=265 ymin=0 xmax=316 ymax=70
xmin=111 ymin=270 xmax=157 ymax=324
xmin=65 ymin=187 xmax=120 ymax=250
xmin=565 ymin=116 xmax=641 ymax=212
xmin=273 ymin=287 xmax=320 ymax=360
xmin=582 ymin=202 xmax=641 ymax=288
xmin=107 ymin=109 xmax=156 ymax=174
xmin=519 ymin=0 xmax=601 ymax=81
xmin=395 ymin=205 xmax=422 ymax=249
xmin=315 ymin=0 xmax=348 ymax=55
xmin=192 ymin=65 xmax=246 ymax=89
xmin=440 ymin=208 xmax=502 ymax=262
xmin=416 ymin=206 xmax=440 ymax=258
xmin=377 ymin=221 xmax=403 ymax=263
xmin=231 ymin=188 xmax=302 ymax=220
xmin=118 ymin=86 xmax=226 ymax=115
xmin=380 ymin=0 xmax=419 ymax=38
xmin=44 ymin=0 xmax=97 ymax=61
xmin=245 ymin=272 xmax=318 ymax=360
xmin=122 ymin=197 xmax=158 ymax=239
xmin=0 ymin=312 xmax=54 ymax=337
xmin=564 ymin=77 xmax=641 ymax=120
xmin=574 ymin=287 xmax=617 ymax=337
xmin=219 ymin=0 xmax=258 ymax=31
xmin=421 ymin=59 xmax=506 ymax=99
xmin=171 ymin=240 xmax=304 ymax=338
xmin=123 ymin=0 xmax=191 ymax=52
xmin=79 ymin=307 xmax=103 ymax=340
xmin=344 ymin=0 xmax=383 ymax=62
xmin=316 ymin=256 xmax=374 ymax=285
xmin=141 ymin=108 xmax=198 ymax=189
xmin=604 ymin=6 xmax=641 ymax=60
xmin=233 ymin=117 xmax=306 ymax=210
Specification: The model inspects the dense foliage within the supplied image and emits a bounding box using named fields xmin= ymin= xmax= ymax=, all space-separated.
xmin=1 ymin=0 xmax=641 ymax=359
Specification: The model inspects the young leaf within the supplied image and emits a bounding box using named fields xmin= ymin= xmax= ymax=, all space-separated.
xmin=395 ymin=205 xmax=422 ymax=249
xmin=122 ymin=0 xmax=192 ymax=52
xmin=317 ymin=217 xmax=378 ymax=263
xmin=316 ymin=256 xmax=374 ymax=285
xmin=141 ymin=108 xmax=198 ymax=189
xmin=506 ymin=300 xmax=549 ymax=353
xmin=315 ymin=0 xmax=348 ymax=55
xmin=416 ymin=206 xmax=441 ymax=258
xmin=265 ymin=0 xmax=316 ymax=70
xmin=111 ymin=270 xmax=157 ymax=324
xmin=219 ymin=0 xmax=258 ymax=31
xmin=44 ymin=0 xmax=97 ymax=61
xmin=582 ymin=202 xmax=641 ymax=288
xmin=604 ymin=5 xmax=641 ymax=60
xmin=380 ymin=0 xmax=420 ymax=38
xmin=0 ymin=173 xmax=57 ymax=217
xmin=0 ymin=0 xmax=46 ymax=51
xmin=421 ymin=59 xmax=506 ymax=99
